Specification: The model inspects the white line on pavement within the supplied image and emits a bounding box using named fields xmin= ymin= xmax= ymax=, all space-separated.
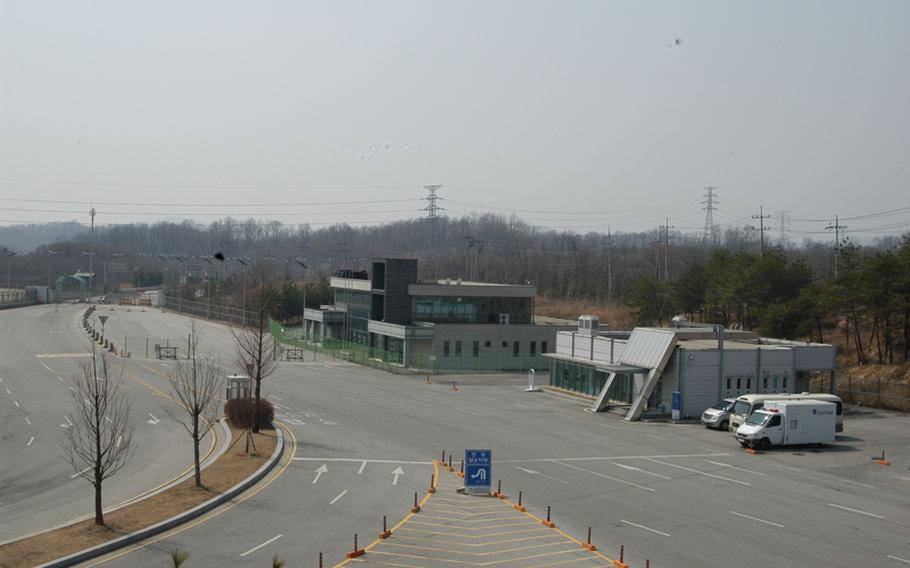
xmin=839 ymin=478 xmax=875 ymax=489
xmin=553 ymin=460 xmax=656 ymax=492
xmin=14 ymin=400 xmax=20 ymax=408
xmin=330 ymin=490 xmax=348 ymax=505
xmin=312 ymin=464 xmax=328 ymax=484
xmin=358 ymin=461 xmax=367 ymax=474
xmin=57 ymin=376 xmax=64 ymax=382
xmin=621 ymin=520 xmax=670 ymax=537
xmin=643 ymin=458 xmax=751 ymax=487
xmin=412 ymin=396 xmax=431 ymax=403
xmin=0 ymin=376 xmax=3 ymax=382
xmin=887 ymin=555 xmax=910 ymax=564
xmin=41 ymin=363 xmax=53 ymax=372
xmin=613 ymin=462 xmax=672 ymax=480
xmin=644 ymin=434 xmax=667 ymax=441
xmin=516 ymin=466 xmax=540 ymax=475
xmin=24 ymin=417 xmax=31 ymax=425
xmin=729 ymin=511 xmax=784 ymax=528
xmin=827 ymin=503 xmax=886 ymax=519
xmin=514 ymin=403 xmax=533 ymax=409
xmin=704 ymin=460 xmax=768 ymax=476
xmin=147 ymin=412 xmax=160 ymax=425
xmin=4 ymin=388 xmax=9 ymax=395
xmin=27 ymin=436 xmax=34 ymax=447
xmin=775 ymin=464 xmax=803 ymax=472
xmin=70 ymin=467 xmax=90 ymax=479
xmin=497 ymin=453 xmax=730 ymax=463
xmin=240 ymin=534 xmax=283 ymax=557
xmin=294 ymin=458 xmax=433 ymax=465
xmin=597 ymin=423 xmax=618 ymax=429
xmin=456 ymin=407 xmax=482 ymax=417
xmin=267 ymin=395 xmax=283 ymax=401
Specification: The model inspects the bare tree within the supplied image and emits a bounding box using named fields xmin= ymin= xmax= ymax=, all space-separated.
xmin=168 ymin=321 xmax=223 ymax=487
xmin=233 ymin=295 xmax=278 ymax=433
xmin=63 ymin=346 xmax=134 ymax=526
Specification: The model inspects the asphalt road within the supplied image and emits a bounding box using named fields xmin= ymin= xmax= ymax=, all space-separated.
xmin=0 ymin=305 xmax=212 ymax=542
xmin=8 ymin=306 xmax=910 ymax=567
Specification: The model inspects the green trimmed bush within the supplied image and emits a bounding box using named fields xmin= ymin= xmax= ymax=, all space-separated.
xmin=224 ymin=398 xmax=275 ymax=429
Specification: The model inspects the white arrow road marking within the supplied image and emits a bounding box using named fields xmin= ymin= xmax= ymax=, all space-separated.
xmin=392 ymin=466 xmax=404 ymax=485
xmin=827 ymin=503 xmax=886 ymax=519
xmin=330 ymin=490 xmax=348 ymax=504
xmin=27 ymin=436 xmax=34 ymax=447
xmin=240 ymin=534 xmax=283 ymax=557
xmin=312 ymin=464 xmax=328 ymax=484
xmin=621 ymin=520 xmax=670 ymax=537
xmin=70 ymin=467 xmax=90 ymax=479
xmin=613 ymin=462 xmax=672 ymax=480
xmin=728 ymin=510 xmax=784 ymax=528
xmin=147 ymin=412 xmax=160 ymax=425
xmin=358 ymin=460 xmax=367 ymax=474
xmin=516 ymin=466 xmax=540 ymax=475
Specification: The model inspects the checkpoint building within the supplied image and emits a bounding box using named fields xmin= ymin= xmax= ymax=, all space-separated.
xmin=302 ymin=258 xmax=573 ymax=371
xmin=545 ymin=316 xmax=837 ymax=422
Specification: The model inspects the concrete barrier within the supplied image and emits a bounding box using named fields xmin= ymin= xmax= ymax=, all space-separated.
xmin=36 ymin=427 xmax=285 ymax=568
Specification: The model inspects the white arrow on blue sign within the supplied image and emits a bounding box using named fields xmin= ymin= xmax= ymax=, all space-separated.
xmin=464 ymin=449 xmax=492 ymax=495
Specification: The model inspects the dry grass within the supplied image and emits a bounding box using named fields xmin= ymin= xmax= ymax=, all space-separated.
xmin=0 ymin=426 xmax=277 ymax=568
xmin=536 ymin=296 xmax=634 ymax=330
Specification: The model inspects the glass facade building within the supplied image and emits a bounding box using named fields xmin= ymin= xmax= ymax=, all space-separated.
xmin=414 ymin=296 xmax=533 ymax=324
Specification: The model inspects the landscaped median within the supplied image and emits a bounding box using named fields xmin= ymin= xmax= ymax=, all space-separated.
xmin=0 ymin=424 xmax=284 ymax=568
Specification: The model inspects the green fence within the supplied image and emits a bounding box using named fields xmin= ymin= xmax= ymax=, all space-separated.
xmin=268 ymin=319 xmax=551 ymax=374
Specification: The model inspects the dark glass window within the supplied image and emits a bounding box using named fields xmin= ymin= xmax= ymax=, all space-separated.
xmin=513 ymin=341 xmax=519 ymax=357
xmin=484 ymin=340 xmax=491 ymax=348
xmin=530 ymin=341 xmax=537 ymax=356
xmin=473 ymin=340 xmax=480 ymax=357
xmin=443 ymin=341 xmax=450 ymax=357
xmin=541 ymin=341 xmax=548 ymax=353
xmin=455 ymin=341 xmax=462 ymax=357
xmin=502 ymin=341 xmax=508 ymax=348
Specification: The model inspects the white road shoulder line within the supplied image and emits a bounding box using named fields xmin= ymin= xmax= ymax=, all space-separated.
xmin=330 ymin=490 xmax=348 ymax=505
xmin=621 ymin=520 xmax=670 ymax=537
xmin=497 ymin=452 xmax=730 ymax=464
xmin=613 ymin=462 xmax=672 ymax=480
xmin=704 ymin=459 xmax=767 ymax=476
xmin=839 ymin=478 xmax=875 ymax=489
xmin=887 ymin=555 xmax=910 ymax=564
xmin=827 ymin=503 xmax=886 ymax=519
xmin=358 ymin=460 xmax=367 ymax=474
xmin=240 ymin=534 xmax=283 ymax=557
xmin=24 ymin=417 xmax=31 ymax=425
xmin=294 ymin=457 xmax=433 ymax=465
xmin=14 ymin=400 xmax=20 ymax=408
xmin=553 ymin=460 xmax=655 ymax=492
xmin=729 ymin=510 xmax=784 ymax=528
xmin=643 ymin=458 xmax=750 ymax=487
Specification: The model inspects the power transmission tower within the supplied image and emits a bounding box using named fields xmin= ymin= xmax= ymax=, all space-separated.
xmin=472 ymin=239 xmax=485 ymax=281
xmin=777 ymin=210 xmax=791 ymax=247
xmin=601 ymin=228 xmax=613 ymax=302
xmin=421 ymin=185 xmax=444 ymax=280
xmin=659 ymin=218 xmax=674 ymax=281
xmin=462 ymin=235 xmax=475 ymax=279
xmin=751 ymin=205 xmax=771 ymax=256
xmin=701 ymin=187 xmax=719 ymax=246
xmin=89 ymin=206 xmax=96 ymax=295
xmin=825 ymin=215 xmax=847 ymax=279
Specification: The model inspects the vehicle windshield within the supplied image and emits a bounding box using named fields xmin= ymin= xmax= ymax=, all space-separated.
xmin=733 ymin=400 xmax=752 ymax=417
xmin=745 ymin=412 xmax=770 ymax=426
xmin=710 ymin=401 xmax=731 ymax=411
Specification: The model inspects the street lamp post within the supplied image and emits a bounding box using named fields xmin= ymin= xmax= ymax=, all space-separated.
xmin=5 ymin=249 xmax=21 ymax=290
xmin=294 ymin=258 xmax=309 ymax=342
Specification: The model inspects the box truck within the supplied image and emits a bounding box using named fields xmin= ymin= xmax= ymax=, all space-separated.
xmin=735 ymin=400 xmax=836 ymax=450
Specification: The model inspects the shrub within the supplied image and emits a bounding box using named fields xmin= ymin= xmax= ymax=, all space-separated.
xmin=224 ymin=398 xmax=275 ymax=429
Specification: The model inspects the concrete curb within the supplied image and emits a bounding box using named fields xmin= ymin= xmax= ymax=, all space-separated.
xmin=36 ymin=426 xmax=285 ymax=568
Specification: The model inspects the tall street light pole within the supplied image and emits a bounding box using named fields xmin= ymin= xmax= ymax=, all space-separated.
xmin=294 ymin=258 xmax=309 ymax=341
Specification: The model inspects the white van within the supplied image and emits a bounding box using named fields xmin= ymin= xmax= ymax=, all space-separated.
xmin=735 ymin=400 xmax=836 ymax=450
xmin=729 ymin=393 xmax=843 ymax=432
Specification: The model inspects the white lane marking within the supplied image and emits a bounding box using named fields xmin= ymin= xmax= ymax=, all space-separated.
xmin=613 ymin=462 xmax=672 ymax=480
xmin=497 ymin=453 xmax=730 ymax=463
xmin=839 ymin=478 xmax=875 ymax=489
xmin=27 ymin=436 xmax=35 ymax=447
xmin=358 ymin=461 xmax=367 ymax=475
xmin=272 ymin=403 xmax=283 ymax=410
xmin=516 ymin=466 xmax=540 ymax=475
xmin=160 ymin=363 xmax=172 ymax=368
xmin=621 ymin=520 xmax=670 ymax=537
xmin=69 ymin=386 xmax=76 ymax=392
xmin=239 ymin=534 xmax=283 ymax=557
xmin=267 ymin=394 xmax=283 ymax=401
xmin=14 ymin=400 xmax=20 ymax=408
xmin=294 ymin=458 xmax=433 ymax=465
xmin=4 ymin=388 xmax=9 ymax=395
xmin=65 ymin=415 xmax=73 ymax=426
xmin=704 ymin=459 xmax=768 ymax=476
xmin=456 ymin=407 xmax=482 ymax=417
xmin=57 ymin=376 xmax=64 ymax=382
xmin=41 ymin=363 xmax=53 ymax=372
xmin=116 ymin=435 xmax=122 ymax=447
xmin=887 ymin=555 xmax=910 ymax=564
xmin=827 ymin=503 xmax=886 ymax=519
xmin=104 ymin=415 xmax=113 ymax=423
xmin=312 ymin=464 xmax=328 ymax=484
xmin=392 ymin=466 xmax=404 ymax=485
xmin=553 ymin=460 xmax=655 ymax=492
xmin=0 ymin=376 xmax=3 ymax=382
xmin=729 ymin=510 xmax=784 ymax=528
xmin=643 ymin=458 xmax=751 ymax=487
xmin=597 ymin=422 xmax=618 ymax=429
xmin=514 ymin=403 xmax=533 ymax=409
xmin=24 ymin=417 xmax=31 ymax=425
xmin=775 ymin=464 xmax=803 ymax=472
xmin=147 ymin=412 xmax=160 ymax=425
xmin=330 ymin=490 xmax=348 ymax=505
xmin=644 ymin=433 xmax=667 ymax=441
xmin=70 ymin=467 xmax=90 ymax=479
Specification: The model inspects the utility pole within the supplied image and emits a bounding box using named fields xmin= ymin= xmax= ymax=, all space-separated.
xmin=659 ymin=218 xmax=674 ymax=281
xmin=89 ymin=206 xmax=96 ymax=296
xmin=825 ymin=215 xmax=847 ymax=279
xmin=752 ymin=205 xmax=771 ymax=256
xmin=421 ymin=185 xmax=443 ymax=280
xmin=602 ymin=228 xmax=613 ymax=302
xmin=472 ymin=239 xmax=485 ymax=281
xmin=701 ymin=187 xmax=719 ymax=247
xmin=462 ymin=236 xmax=475 ymax=279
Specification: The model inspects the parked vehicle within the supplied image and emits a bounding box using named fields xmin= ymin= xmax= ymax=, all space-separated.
xmin=729 ymin=393 xmax=844 ymax=432
xmin=701 ymin=398 xmax=736 ymax=430
xmin=735 ymin=400 xmax=836 ymax=450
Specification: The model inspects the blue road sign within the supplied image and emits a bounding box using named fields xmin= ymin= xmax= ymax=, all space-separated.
xmin=465 ymin=449 xmax=492 ymax=491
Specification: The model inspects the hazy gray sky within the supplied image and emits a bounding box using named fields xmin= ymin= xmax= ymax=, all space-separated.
xmin=2 ymin=1 xmax=908 ymax=239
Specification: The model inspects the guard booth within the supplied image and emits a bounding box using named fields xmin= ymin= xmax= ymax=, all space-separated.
xmin=226 ymin=374 xmax=252 ymax=401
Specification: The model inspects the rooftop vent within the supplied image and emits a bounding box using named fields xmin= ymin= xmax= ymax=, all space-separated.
xmin=577 ymin=315 xmax=600 ymax=336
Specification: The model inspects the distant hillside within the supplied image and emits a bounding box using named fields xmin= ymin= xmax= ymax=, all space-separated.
xmin=0 ymin=222 xmax=85 ymax=251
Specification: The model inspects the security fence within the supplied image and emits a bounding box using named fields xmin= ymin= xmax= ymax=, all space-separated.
xmin=834 ymin=375 xmax=910 ymax=413
xmin=268 ymin=319 xmax=551 ymax=374
xmin=0 ymin=288 xmax=36 ymax=310
xmin=163 ymin=294 xmax=256 ymax=328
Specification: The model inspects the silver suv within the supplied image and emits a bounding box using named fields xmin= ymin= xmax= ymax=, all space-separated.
xmin=701 ymin=398 xmax=736 ymax=431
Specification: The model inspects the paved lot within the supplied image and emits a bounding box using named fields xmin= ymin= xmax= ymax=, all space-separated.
xmin=8 ymin=307 xmax=910 ymax=567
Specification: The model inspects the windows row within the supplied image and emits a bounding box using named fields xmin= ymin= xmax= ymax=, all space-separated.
xmin=442 ymin=339 xmax=548 ymax=357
